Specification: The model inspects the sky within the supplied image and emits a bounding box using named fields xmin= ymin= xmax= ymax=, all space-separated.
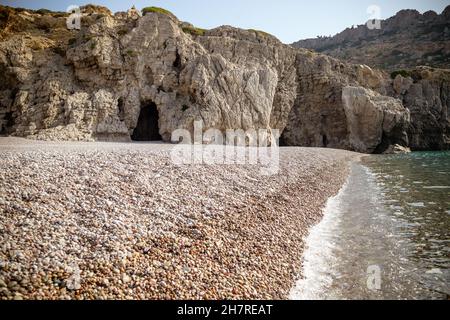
xmin=1 ymin=0 xmax=449 ymax=43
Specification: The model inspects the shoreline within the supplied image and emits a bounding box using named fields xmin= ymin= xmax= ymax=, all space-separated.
xmin=289 ymin=162 xmax=358 ymax=300
xmin=0 ymin=137 xmax=359 ymax=300
xmin=292 ymin=152 xmax=450 ymax=300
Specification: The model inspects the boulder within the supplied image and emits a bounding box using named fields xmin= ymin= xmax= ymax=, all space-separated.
xmin=342 ymin=86 xmax=410 ymax=153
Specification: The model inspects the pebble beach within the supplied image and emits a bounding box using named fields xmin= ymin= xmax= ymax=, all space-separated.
xmin=0 ymin=137 xmax=359 ymax=300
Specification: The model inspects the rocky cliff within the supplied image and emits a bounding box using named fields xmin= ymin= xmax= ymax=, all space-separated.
xmin=292 ymin=6 xmax=450 ymax=72
xmin=0 ymin=5 xmax=448 ymax=152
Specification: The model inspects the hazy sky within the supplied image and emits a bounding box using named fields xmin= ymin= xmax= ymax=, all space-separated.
xmin=1 ymin=0 xmax=449 ymax=43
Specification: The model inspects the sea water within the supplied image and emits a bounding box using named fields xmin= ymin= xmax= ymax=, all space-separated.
xmin=290 ymin=151 xmax=450 ymax=300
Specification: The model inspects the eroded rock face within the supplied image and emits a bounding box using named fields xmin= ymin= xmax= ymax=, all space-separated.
xmin=393 ymin=68 xmax=450 ymax=151
xmin=280 ymin=55 xmax=389 ymax=149
xmin=0 ymin=6 xmax=447 ymax=152
xmin=342 ymin=86 xmax=410 ymax=153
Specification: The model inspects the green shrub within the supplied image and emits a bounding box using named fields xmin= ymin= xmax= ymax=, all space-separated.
xmin=304 ymin=49 xmax=315 ymax=58
xmin=142 ymin=6 xmax=173 ymax=16
xmin=13 ymin=7 xmax=27 ymax=13
xmin=0 ymin=10 xmax=8 ymax=21
xmin=248 ymin=29 xmax=272 ymax=38
xmin=36 ymin=8 xmax=52 ymax=15
xmin=51 ymin=12 xmax=68 ymax=18
xmin=90 ymin=40 xmax=96 ymax=50
xmin=182 ymin=26 xmax=206 ymax=36
xmin=52 ymin=46 xmax=66 ymax=56
xmin=118 ymin=29 xmax=128 ymax=36
xmin=68 ymin=38 xmax=76 ymax=46
xmin=390 ymin=70 xmax=411 ymax=79
xmin=126 ymin=50 xmax=137 ymax=57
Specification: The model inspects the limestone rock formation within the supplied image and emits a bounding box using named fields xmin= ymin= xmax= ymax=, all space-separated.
xmin=391 ymin=67 xmax=450 ymax=150
xmin=279 ymin=55 xmax=390 ymax=150
xmin=0 ymin=5 xmax=448 ymax=152
xmin=383 ymin=144 xmax=411 ymax=154
xmin=342 ymin=86 xmax=410 ymax=153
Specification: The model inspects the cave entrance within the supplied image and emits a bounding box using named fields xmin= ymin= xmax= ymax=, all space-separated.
xmin=0 ymin=111 xmax=14 ymax=136
xmin=131 ymin=102 xmax=162 ymax=141
xmin=322 ymin=134 xmax=328 ymax=148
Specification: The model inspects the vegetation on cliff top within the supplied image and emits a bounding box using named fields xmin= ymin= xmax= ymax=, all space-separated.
xmin=142 ymin=6 xmax=173 ymax=17
xmin=182 ymin=26 xmax=206 ymax=36
xmin=0 ymin=5 xmax=67 ymax=18
xmin=142 ymin=6 xmax=206 ymax=36
xmin=390 ymin=70 xmax=412 ymax=79
xmin=248 ymin=29 xmax=273 ymax=38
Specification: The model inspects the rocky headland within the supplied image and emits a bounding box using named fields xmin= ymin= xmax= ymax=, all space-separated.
xmin=0 ymin=4 xmax=448 ymax=301
xmin=0 ymin=5 xmax=448 ymax=152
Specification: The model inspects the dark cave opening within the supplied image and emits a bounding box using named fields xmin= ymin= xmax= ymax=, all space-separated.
xmin=173 ymin=49 xmax=182 ymax=71
xmin=117 ymin=97 xmax=125 ymax=121
xmin=0 ymin=111 xmax=14 ymax=135
xmin=322 ymin=134 xmax=328 ymax=147
xmin=278 ymin=134 xmax=288 ymax=147
xmin=131 ymin=102 xmax=162 ymax=141
xmin=374 ymin=133 xmax=391 ymax=154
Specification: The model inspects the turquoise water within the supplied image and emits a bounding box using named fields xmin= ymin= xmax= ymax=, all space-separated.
xmin=291 ymin=152 xmax=449 ymax=300
xmin=364 ymin=152 xmax=450 ymax=298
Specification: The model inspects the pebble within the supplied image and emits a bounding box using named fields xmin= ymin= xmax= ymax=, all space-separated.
xmin=0 ymin=138 xmax=357 ymax=299
xmin=121 ymin=274 xmax=131 ymax=284
xmin=14 ymin=293 xmax=23 ymax=300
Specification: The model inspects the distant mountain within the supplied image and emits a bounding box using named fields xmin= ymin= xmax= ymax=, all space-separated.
xmin=292 ymin=6 xmax=450 ymax=72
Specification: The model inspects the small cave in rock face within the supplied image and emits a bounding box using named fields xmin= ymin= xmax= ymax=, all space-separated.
xmin=322 ymin=134 xmax=328 ymax=147
xmin=278 ymin=134 xmax=288 ymax=147
xmin=131 ymin=102 xmax=162 ymax=141
xmin=0 ymin=111 xmax=15 ymax=135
